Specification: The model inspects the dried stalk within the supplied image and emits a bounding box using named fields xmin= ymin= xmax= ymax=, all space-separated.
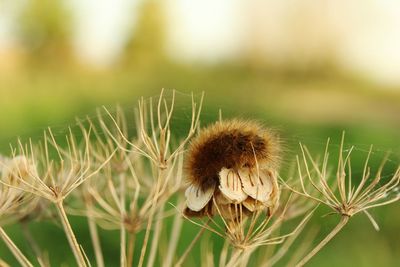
xmin=56 ymin=201 xmax=87 ymax=267
xmin=137 ymin=174 xmax=163 ymax=267
xmin=119 ymin=173 xmax=127 ymax=267
xmin=21 ymin=222 xmax=49 ymax=267
xmin=296 ymin=215 xmax=349 ymax=267
xmin=127 ymin=233 xmax=136 ymax=267
xmin=163 ymin=202 xmax=184 ymax=267
xmin=0 ymin=226 xmax=33 ymax=267
xmin=85 ymin=200 xmax=104 ymax=267
xmin=175 ymin=226 xmax=207 ymax=267
xmin=225 ymin=248 xmax=244 ymax=267
xmin=146 ymin=204 xmax=165 ymax=267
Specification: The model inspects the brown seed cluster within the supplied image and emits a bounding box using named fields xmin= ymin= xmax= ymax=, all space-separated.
xmin=184 ymin=119 xmax=281 ymax=218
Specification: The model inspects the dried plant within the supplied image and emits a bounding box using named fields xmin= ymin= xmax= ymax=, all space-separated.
xmin=282 ymin=133 xmax=400 ymax=266
xmin=0 ymin=91 xmax=398 ymax=267
xmin=0 ymin=156 xmax=36 ymax=267
xmin=1 ymin=127 xmax=113 ymax=267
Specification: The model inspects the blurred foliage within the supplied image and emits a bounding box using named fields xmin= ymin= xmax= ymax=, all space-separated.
xmin=16 ymin=0 xmax=73 ymax=66
xmin=121 ymin=0 xmax=167 ymax=67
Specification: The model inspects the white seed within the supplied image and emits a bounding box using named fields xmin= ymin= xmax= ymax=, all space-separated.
xmin=239 ymin=168 xmax=273 ymax=203
xmin=218 ymin=168 xmax=248 ymax=203
xmin=185 ymin=183 xmax=215 ymax=212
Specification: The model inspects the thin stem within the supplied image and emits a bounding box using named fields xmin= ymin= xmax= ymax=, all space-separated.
xmin=137 ymin=172 xmax=163 ymax=267
xmin=127 ymin=232 xmax=136 ymax=267
xmin=296 ymin=216 xmax=349 ymax=267
xmin=163 ymin=205 xmax=183 ymax=267
xmin=239 ymin=249 xmax=252 ymax=267
xmin=86 ymin=201 xmax=104 ymax=267
xmin=119 ymin=174 xmax=127 ymax=267
xmin=146 ymin=204 xmax=164 ymax=267
xmin=0 ymin=226 xmax=34 ymax=267
xmin=21 ymin=222 xmax=49 ymax=267
xmin=0 ymin=258 xmax=11 ymax=267
xmin=55 ymin=201 xmax=87 ymax=267
xmin=175 ymin=226 xmax=207 ymax=267
xmin=225 ymin=248 xmax=244 ymax=267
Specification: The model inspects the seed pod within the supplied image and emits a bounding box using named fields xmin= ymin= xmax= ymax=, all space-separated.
xmin=184 ymin=119 xmax=281 ymax=219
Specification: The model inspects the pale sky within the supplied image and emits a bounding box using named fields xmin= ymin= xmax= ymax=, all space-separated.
xmin=1 ymin=0 xmax=400 ymax=86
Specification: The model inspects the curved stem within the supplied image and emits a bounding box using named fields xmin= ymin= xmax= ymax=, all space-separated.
xmin=0 ymin=226 xmax=34 ymax=267
xmin=296 ymin=216 xmax=349 ymax=267
xmin=56 ymin=201 xmax=87 ymax=267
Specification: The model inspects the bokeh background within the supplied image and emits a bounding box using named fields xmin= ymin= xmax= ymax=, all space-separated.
xmin=0 ymin=0 xmax=399 ymax=266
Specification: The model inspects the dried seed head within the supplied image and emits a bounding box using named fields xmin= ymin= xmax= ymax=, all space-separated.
xmin=1 ymin=155 xmax=37 ymax=186
xmin=184 ymin=119 xmax=281 ymax=218
xmin=186 ymin=120 xmax=280 ymax=190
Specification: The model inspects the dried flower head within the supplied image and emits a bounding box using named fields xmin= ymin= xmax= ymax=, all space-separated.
xmin=284 ymin=133 xmax=400 ymax=227
xmin=184 ymin=120 xmax=281 ymax=218
xmin=0 ymin=156 xmax=39 ymax=227
xmin=282 ymin=133 xmax=400 ymax=266
xmin=1 ymin=155 xmax=37 ymax=186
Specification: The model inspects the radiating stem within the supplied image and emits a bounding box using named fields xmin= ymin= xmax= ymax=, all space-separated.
xmin=55 ymin=201 xmax=87 ymax=267
xmin=296 ymin=216 xmax=349 ymax=267
xmin=0 ymin=226 xmax=34 ymax=267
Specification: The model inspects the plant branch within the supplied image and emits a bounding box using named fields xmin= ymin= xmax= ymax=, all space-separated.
xmin=0 ymin=226 xmax=34 ymax=267
xmin=56 ymin=201 xmax=87 ymax=267
xmin=296 ymin=215 xmax=349 ymax=267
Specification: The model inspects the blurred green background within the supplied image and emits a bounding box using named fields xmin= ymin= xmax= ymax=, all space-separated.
xmin=0 ymin=0 xmax=399 ymax=266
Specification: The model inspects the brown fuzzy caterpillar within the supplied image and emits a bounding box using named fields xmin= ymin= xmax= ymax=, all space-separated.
xmin=185 ymin=119 xmax=281 ymax=192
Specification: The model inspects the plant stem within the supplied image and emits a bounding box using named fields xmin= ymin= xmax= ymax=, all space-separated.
xmin=225 ymin=248 xmax=243 ymax=267
xmin=127 ymin=232 xmax=136 ymax=267
xmin=0 ymin=226 xmax=34 ymax=267
xmin=239 ymin=249 xmax=252 ymax=267
xmin=21 ymin=222 xmax=49 ymax=267
xmin=146 ymin=204 xmax=164 ymax=267
xmin=175 ymin=226 xmax=207 ymax=267
xmin=163 ymin=204 xmax=183 ymax=267
xmin=119 ymin=173 xmax=127 ymax=267
xmin=138 ymin=171 xmax=163 ymax=267
xmin=86 ymin=201 xmax=104 ymax=267
xmin=296 ymin=216 xmax=349 ymax=267
xmin=55 ymin=201 xmax=87 ymax=267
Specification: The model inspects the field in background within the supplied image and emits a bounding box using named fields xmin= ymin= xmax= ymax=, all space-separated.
xmin=0 ymin=1 xmax=400 ymax=266
xmin=1 ymin=68 xmax=399 ymax=267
